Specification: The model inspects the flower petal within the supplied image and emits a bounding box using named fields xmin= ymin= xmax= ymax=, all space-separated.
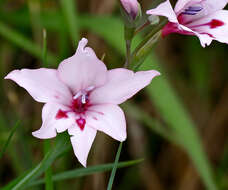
xmin=174 ymin=0 xmax=202 ymax=14
xmin=68 ymin=125 xmax=97 ymax=167
xmin=146 ymin=0 xmax=178 ymax=23
xmin=90 ymin=68 xmax=160 ymax=105
xmin=32 ymin=103 xmax=75 ymax=139
xmin=176 ymin=0 xmax=228 ymax=24
xmin=162 ymin=22 xmax=213 ymax=47
xmin=58 ymin=38 xmax=107 ymax=94
xmin=87 ymin=104 xmax=126 ymax=142
xmin=5 ymin=68 xmax=72 ymax=105
xmin=188 ymin=10 xmax=228 ymax=45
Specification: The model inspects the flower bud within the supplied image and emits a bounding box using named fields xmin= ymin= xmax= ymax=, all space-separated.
xmin=120 ymin=0 xmax=140 ymax=21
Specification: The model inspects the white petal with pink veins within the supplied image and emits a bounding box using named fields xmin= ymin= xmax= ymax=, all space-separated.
xmin=68 ymin=125 xmax=97 ymax=167
xmin=177 ymin=0 xmax=228 ymax=24
xmin=90 ymin=68 xmax=160 ymax=105
xmin=87 ymin=104 xmax=126 ymax=142
xmin=32 ymin=103 xmax=75 ymax=139
xmin=187 ymin=10 xmax=228 ymax=44
xmin=146 ymin=0 xmax=178 ymax=23
xmin=174 ymin=0 xmax=202 ymax=14
xmin=5 ymin=69 xmax=72 ymax=105
xmin=58 ymin=38 xmax=107 ymax=94
xmin=195 ymin=0 xmax=228 ymax=16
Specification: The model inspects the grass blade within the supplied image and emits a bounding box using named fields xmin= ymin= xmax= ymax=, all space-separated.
xmin=141 ymin=56 xmax=218 ymax=190
xmin=0 ymin=21 xmax=57 ymax=66
xmin=2 ymin=133 xmax=71 ymax=190
xmin=43 ymin=140 xmax=54 ymax=190
xmin=107 ymin=142 xmax=123 ymax=190
xmin=26 ymin=158 xmax=143 ymax=187
xmin=0 ymin=121 xmax=20 ymax=159
xmin=122 ymin=102 xmax=183 ymax=145
xmin=41 ymin=28 xmax=54 ymax=190
xmin=59 ymin=0 xmax=79 ymax=47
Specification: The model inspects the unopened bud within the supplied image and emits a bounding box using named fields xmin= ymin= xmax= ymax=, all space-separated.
xmin=120 ymin=0 xmax=140 ymax=21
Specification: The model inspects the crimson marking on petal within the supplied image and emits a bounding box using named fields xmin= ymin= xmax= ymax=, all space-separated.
xmin=54 ymin=95 xmax=60 ymax=99
xmin=208 ymin=19 xmax=224 ymax=29
xmin=191 ymin=19 xmax=224 ymax=29
xmin=56 ymin=109 xmax=68 ymax=119
xmin=92 ymin=116 xmax=98 ymax=120
xmin=200 ymin=32 xmax=214 ymax=38
xmin=76 ymin=118 xmax=86 ymax=130
xmin=88 ymin=109 xmax=104 ymax=115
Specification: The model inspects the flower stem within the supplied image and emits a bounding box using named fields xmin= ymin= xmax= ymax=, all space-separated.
xmin=124 ymin=39 xmax=132 ymax=68
xmin=107 ymin=142 xmax=123 ymax=190
xmin=134 ymin=20 xmax=150 ymax=35
xmin=44 ymin=140 xmax=54 ymax=190
xmin=124 ymin=25 xmax=135 ymax=68
xmin=130 ymin=18 xmax=167 ymax=71
xmin=42 ymin=29 xmax=48 ymax=67
xmin=42 ymin=29 xmax=53 ymax=190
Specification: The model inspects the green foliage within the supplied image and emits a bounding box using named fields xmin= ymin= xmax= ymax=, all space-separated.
xmin=0 ymin=1 xmax=223 ymax=189
xmin=27 ymin=158 xmax=143 ymax=188
xmin=0 ymin=121 xmax=20 ymax=159
xmin=107 ymin=142 xmax=123 ymax=190
xmin=2 ymin=133 xmax=71 ymax=190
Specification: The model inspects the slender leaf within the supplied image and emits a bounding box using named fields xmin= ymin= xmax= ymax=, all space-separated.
xmin=122 ymin=102 xmax=183 ymax=145
xmin=0 ymin=121 xmax=20 ymax=159
xmin=59 ymin=0 xmax=79 ymax=47
xmin=43 ymin=140 xmax=54 ymax=190
xmin=2 ymin=133 xmax=71 ymax=190
xmin=42 ymin=28 xmax=54 ymax=190
xmin=107 ymin=142 xmax=123 ymax=190
xmin=42 ymin=29 xmax=48 ymax=67
xmin=0 ymin=21 xmax=57 ymax=66
xmin=26 ymin=158 xmax=143 ymax=188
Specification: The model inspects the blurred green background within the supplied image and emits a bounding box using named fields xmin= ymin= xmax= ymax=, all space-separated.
xmin=0 ymin=0 xmax=228 ymax=189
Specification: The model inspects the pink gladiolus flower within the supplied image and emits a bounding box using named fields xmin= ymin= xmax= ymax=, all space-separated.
xmin=120 ymin=0 xmax=140 ymax=20
xmin=5 ymin=38 xmax=160 ymax=167
xmin=147 ymin=0 xmax=228 ymax=47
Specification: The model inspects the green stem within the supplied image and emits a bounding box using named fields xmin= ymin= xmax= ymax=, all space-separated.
xmin=44 ymin=140 xmax=54 ymax=190
xmin=130 ymin=19 xmax=167 ymax=71
xmin=107 ymin=142 xmax=123 ymax=190
xmin=124 ymin=25 xmax=134 ymax=68
xmin=124 ymin=39 xmax=132 ymax=68
xmin=60 ymin=0 xmax=79 ymax=48
xmin=42 ymin=29 xmax=48 ymax=67
xmin=0 ymin=21 xmax=57 ymax=66
xmin=134 ymin=20 xmax=150 ymax=35
xmin=42 ymin=29 xmax=53 ymax=190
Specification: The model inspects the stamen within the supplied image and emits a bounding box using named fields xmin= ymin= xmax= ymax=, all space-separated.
xmin=81 ymin=94 xmax=86 ymax=104
xmin=73 ymin=91 xmax=82 ymax=100
xmin=86 ymin=86 xmax=95 ymax=91
xmin=182 ymin=6 xmax=203 ymax=15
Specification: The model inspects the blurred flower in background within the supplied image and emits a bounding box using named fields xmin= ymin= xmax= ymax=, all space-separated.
xmin=147 ymin=0 xmax=228 ymax=47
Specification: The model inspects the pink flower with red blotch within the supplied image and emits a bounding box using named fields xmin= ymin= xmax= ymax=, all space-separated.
xmin=120 ymin=0 xmax=140 ymax=20
xmin=5 ymin=38 xmax=160 ymax=167
xmin=147 ymin=0 xmax=228 ymax=47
